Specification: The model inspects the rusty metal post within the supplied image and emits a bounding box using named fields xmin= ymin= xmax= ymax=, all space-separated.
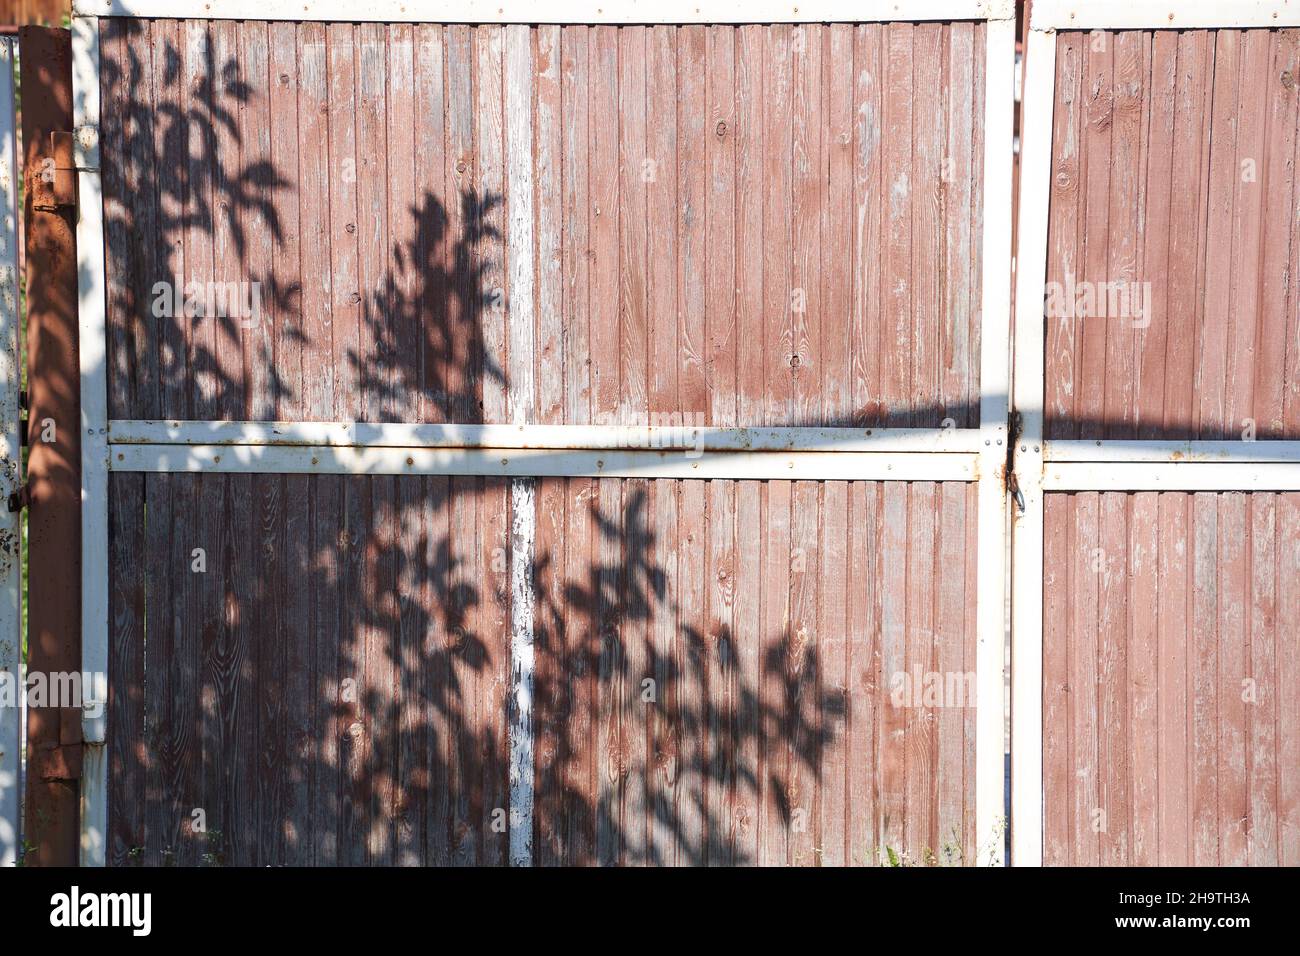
xmin=20 ymin=24 xmax=80 ymax=867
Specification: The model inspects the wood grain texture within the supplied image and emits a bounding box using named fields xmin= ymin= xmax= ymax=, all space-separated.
xmin=1043 ymin=491 xmax=1300 ymax=866
xmin=100 ymin=21 xmax=987 ymax=429
xmin=109 ymin=476 xmax=980 ymax=866
xmin=1045 ymin=29 xmax=1300 ymax=441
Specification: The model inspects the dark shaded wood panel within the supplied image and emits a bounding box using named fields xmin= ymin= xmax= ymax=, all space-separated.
xmin=1043 ymin=491 xmax=1300 ymax=867
xmin=530 ymin=478 xmax=980 ymax=866
xmin=107 ymin=473 xmax=514 ymax=866
xmin=100 ymin=20 xmax=987 ymax=429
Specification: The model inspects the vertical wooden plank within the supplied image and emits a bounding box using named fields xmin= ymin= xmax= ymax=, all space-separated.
xmin=646 ymin=27 xmax=677 ymax=419
xmin=444 ymin=25 xmax=474 ymax=423
xmin=565 ymin=478 xmax=597 ymax=862
xmin=734 ymin=26 xmax=764 ymax=426
xmin=385 ymin=24 xmax=418 ymax=425
xmin=818 ymin=481 xmax=848 ymax=865
xmin=706 ymin=26 xmax=737 ymax=427
xmin=733 ymin=479 xmax=762 ymax=862
xmin=237 ymin=21 xmax=275 ymax=422
xmin=254 ymin=472 xmax=286 ymax=865
xmin=786 ymin=479 xmax=818 ymax=866
xmin=1255 ymin=32 xmax=1298 ymax=438
xmin=182 ymin=20 xmax=216 ymax=419
xmin=942 ymin=22 xmax=974 ymax=428
xmin=878 ymin=481 xmax=907 ymax=858
xmin=268 ymin=23 xmax=303 ymax=420
xmin=589 ymin=27 xmax=620 ymax=424
xmin=1096 ymin=493 xmax=1129 ymax=865
xmin=141 ymin=473 xmax=174 ymax=865
xmin=1042 ymin=494 xmax=1070 ymax=864
xmin=282 ymin=474 xmax=313 ymax=865
xmin=531 ymin=476 xmax=563 ymax=864
xmin=480 ymin=477 xmax=511 ymax=867
xmin=1128 ymin=492 xmax=1159 ymax=866
xmin=1164 ymin=32 xmax=1211 ymax=437
xmin=409 ymin=25 xmax=443 ymax=425
xmin=1077 ymin=34 xmax=1112 ymax=440
xmin=1135 ymin=32 xmax=1177 ymax=440
xmin=536 ymin=25 xmax=565 ymax=426
xmin=107 ymin=474 xmax=145 ymax=866
xmin=594 ymin=477 xmax=623 ymax=864
xmin=1101 ymin=30 xmax=1143 ymax=440
xmin=789 ymin=24 xmax=821 ymax=429
xmin=645 ymin=477 xmax=674 ymax=863
xmin=475 ymin=27 xmax=507 ymax=425
xmin=1248 ymin=494 xmax=1278 ymax=865
xmin=762 ymin=25 xmax=792 ymax=426
xmin=423 ymin=475 xmax=452 ymax=864
xmin=851 ymin=24 xmax=883 ymax=425
xmin=759 ymin=480 xmax=791 ymax=864
xmin=936 ymin=481 xmax=968 ymax=862
xmin=617 ymin=27 xmax=648 ymax=425
xmin=561 ymin=26 xmax=592 ymax=425
xmin=705 ymin=480 xmax=736 ymax=865
xmin=1156 ymin=492 xmax=1190 ymax=865
xmin=353 ymin=21 xmax=392 ymax=416
xmin=209 ymin=20 xmax=244 ymax=420
xmin=1070 ymin=492 xmax=1100 ymax=866
xmin=337 ymin=477 xmax=367 ymax=867
xmin=676 ymin=479 xmax=707 ymax=864
xmin=1277 ymin=493 xmax=1300 ymax=865
xmin=326 ymin=24 xmax=360 ymax=422
xmin=297 ymin=23 xmax=334 ymax=422
xmin=1197 ymin=32 xmax=1240 ymax=438
xmin=1216 ymin=492 xmax=1248 ymax=866
xmin=1224 ymin=32 xmax=1270 ymax=442
xmin=677 ymin=26 xmax=709 ymax=424
xmin=1044 ymin=32 xmax=1081 ymax=439
xmin=1190 ymin=492 xmax=1219 ymax=864
xmin=904 ymin=481 xmax=936 ymax=859
xmin=311 ymin=474 xmax=341 ymax=865
xmin=821 ymin=25 xmax=852 ymax=427
xmin=881 ymin=24 xmax=912 ymax=426
xmin=846 ymin=483 xmax=878 ymax=862
xmin=910 ymin=23 xmax=940 ymax=429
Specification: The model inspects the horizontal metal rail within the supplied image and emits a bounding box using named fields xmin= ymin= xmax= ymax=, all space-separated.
xmin=1043 ymin=461 xmax=1300 ymax=492
xmin=1044 ymin=440 xmax=1300 ymax=464
xmin=1031 ymin=0 xmax=1300 ymax=30
xmin=107 ymin=419 xmax=990 ymax=454
xmin=75 ymin=0 xmax=1015 ymax=24
xmin=111 ymin=442 xmax=981 ymax=481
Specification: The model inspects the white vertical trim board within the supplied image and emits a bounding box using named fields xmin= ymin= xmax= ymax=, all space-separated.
xmin=0 ymin=37 xmax=22 ymax=870
xmin=974 ymin=14 xmax=1015 ymax=868
xmin=504 ymin=23 xmax=536 ymax=868
xmin=72 ymin=15 xmax=110 ymax=868
xmin=1009 ymin=25 xmax=1056 ymax=869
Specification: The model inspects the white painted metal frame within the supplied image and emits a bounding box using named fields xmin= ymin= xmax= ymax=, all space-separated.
xmin=1010 ymin=1 xmax=1300 ymax=868
xmin=76 ymin=0 xmax=1017 ymax=24
xmin=0 ymin=36 xmax=22 ymax=870
xmin=73 ymin=4 xmax=1016 ymax=866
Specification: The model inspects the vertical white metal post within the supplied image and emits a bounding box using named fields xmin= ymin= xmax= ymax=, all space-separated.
xmin=0 ymin=36 xmax=23 ymax=870
xmin=72 ymin=15 xmax=109 ymax=867
xmin=974 ymin=13 xmax=1015 ymax=866
xmin=1009 ymin=24 xmax=1056 ymax=868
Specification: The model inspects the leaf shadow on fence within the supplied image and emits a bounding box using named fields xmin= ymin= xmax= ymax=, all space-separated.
xmin=91 ymin=19 xmax=890 ymax=869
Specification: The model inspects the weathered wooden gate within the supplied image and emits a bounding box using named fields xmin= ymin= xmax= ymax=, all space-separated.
xmin=1012 ymin=0 xmax=1300 ymax=866
xmin=69 ymin=0 xmax=1016 ymax=865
